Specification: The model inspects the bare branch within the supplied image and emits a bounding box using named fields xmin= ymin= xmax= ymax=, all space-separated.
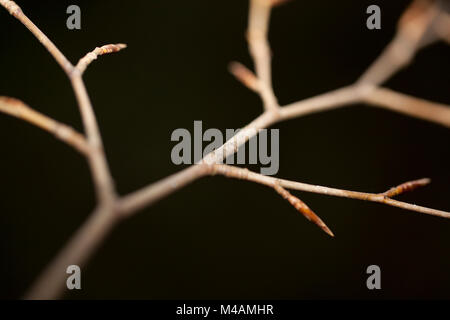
xmin=363 ymin=87 xmax=450 ymax=128
xmin=76 ymin=44 xmax=127 ymax=75
xmin=0 ymin=97 xmax=90 ymax=154
xmin=118 ymin=164 xmax=211 ymax=216
xmin=0 ymin=0 xmax=73 ymax=74
xmin=0 ymin=0 xmax=118 ymax=204
xmin=0 ymin=0 xmax=448 ymax=300
xmin=280 ymin=85 xmax=450 ymax=128
xmin=69 ymin=74 xmax=116 ymax=202
xmin=278 ymin=86 xmax=362 ymax=121
xmin=357 ymin=0 xmax=439 ymax=86
xmin=120 ymin=0 xmax=450 ymax=221
xmin=210 ymin=164 xmax=450 ymax=219
xmin=24 ymin=205 xmax=120 ymax=300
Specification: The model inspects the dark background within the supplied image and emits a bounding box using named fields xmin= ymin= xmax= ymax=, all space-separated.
xmin=0 ymin=0 xmax=449 ymax=299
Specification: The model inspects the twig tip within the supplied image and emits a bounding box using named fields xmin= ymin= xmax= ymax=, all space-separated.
xmin=322 ymin=225 xmax=335 ymax=237
xmin=273 ymin=183 xmax=334 ymax=237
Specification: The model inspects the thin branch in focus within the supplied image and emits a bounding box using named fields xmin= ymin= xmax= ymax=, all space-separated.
xmin=76 ymin=44 xmax=127 ymax=75
xmin=0 ymin=97 xmax=90 ymax=154
xmin=210 ymin=164 xmax=450 ymax=219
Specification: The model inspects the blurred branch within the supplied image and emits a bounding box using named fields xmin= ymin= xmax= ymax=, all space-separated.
xmin=0 ymin=0 xmax=72 ymax=73
xmin=228 ymin=63 xmax=450 ymax=128
xmin=246 ymin=0 xmax=279 ymax=112
xmin=433 ymin=10 xmax=450 ymax=44
xmin=363 ymin=87 xmax=450 ymax=128
xmin=0 ymin=97 xmax=90 ymax=154
xmin=0 ymin=0 xmax=449 ymax=300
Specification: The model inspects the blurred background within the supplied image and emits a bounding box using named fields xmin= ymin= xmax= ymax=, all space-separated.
xmin=0 ymin=0 xmax=449 ymax=299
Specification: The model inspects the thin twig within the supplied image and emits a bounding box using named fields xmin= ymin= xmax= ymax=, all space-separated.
xmin=0 ymin=97 xmax=90 ymax=154
xmin=382 ymin=178 xmax=430 ymax=198
xmin=210 ymin=164 xmax=450 ymax=219
xmin=69 ymin=74 xmax=117 ymax=203
xmin=0 ymin=0 xmax=73 ymax=74
xmin=76 ymin=44 xmax=127 ymax=75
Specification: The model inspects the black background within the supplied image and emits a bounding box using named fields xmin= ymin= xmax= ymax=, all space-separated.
xmin=0 ymin=0 xmax=449 ymax=299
